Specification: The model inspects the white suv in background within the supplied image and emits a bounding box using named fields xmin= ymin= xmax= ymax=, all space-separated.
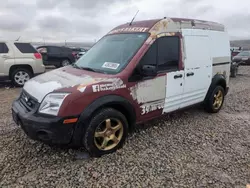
xmin=0 ymin=41 xmax=45 ymax=86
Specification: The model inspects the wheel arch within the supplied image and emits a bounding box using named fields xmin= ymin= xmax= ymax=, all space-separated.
xmin=62 ymin=57 xmax=72 ymax=63
xmin=9 ymin=64 xmax=34 ymax=78
xmin=71 ymin=95 xmax=136 ymax=146
xmin=79 ymin=95 xmax=136 ymax=127
xmin=205 ymin=74 xmax=227 ymax=101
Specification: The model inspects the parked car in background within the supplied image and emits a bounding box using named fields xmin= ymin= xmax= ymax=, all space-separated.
xmin=70 ymin=47 xmax=88 ymax=60
xmin=231 ymin=47 xmax=242 ymax=58
xmin=232 ymin=51 xmax=250 ymax=65
xmin=37 ymin=46 xmax=76 ymax=68
xmin=0 ymin=41 xmax=45 ymax=86
xmin=76 ymin=51 xmax=87 ymax=59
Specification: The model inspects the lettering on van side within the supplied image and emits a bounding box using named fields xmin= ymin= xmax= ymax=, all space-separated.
xmin=108 ymin=27 xmax=149 ymax=34
xmin=140 ymin=99 xmax=165 ymax=115
xmin=92 ymin=83 xmax=126 ymax=92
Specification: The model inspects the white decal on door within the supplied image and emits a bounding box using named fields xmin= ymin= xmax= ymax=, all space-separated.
xmin=129 ymin=76 xmax=166 ymax=104
xmin=92 ymin=79 xmax=126 ymax=92
xmin=102 ymin=62 xmax=120 ymax=70
xmin=140 ymin=99 xmax=165 ymax=115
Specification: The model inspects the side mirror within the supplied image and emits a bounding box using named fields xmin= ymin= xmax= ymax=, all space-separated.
xmin=142 ymin=65 xmax=157 ymax=77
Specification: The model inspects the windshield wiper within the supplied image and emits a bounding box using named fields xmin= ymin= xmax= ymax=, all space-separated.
xmin=79 ymin=67 xmax=97 ymax=72
xmin=72 ymin=64 xmax=96 ymax=72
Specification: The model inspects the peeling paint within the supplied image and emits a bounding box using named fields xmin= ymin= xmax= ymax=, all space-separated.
xmin=129 ymin=76 xmax=166 ymax=104
xmin=77 ymin=86 xmax=87 ymax=93
xmin=23 ymin=68 xmax=126 ymax=102
xmin=150 ymin=20 xmax=169 ymax=39
xmin=24 ymin=80 xmax=63 ymax=102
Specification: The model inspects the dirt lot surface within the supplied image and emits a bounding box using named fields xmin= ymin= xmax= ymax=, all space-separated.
xmin=0 ymin=67 xmax=250 ymax=187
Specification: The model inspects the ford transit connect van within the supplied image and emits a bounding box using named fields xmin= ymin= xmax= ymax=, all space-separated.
xmin=12 ymin=18 xmax=231 ymax=157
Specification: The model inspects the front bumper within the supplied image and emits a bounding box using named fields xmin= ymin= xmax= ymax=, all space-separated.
xmin=12 ymin=100 xmax=77 ymax=145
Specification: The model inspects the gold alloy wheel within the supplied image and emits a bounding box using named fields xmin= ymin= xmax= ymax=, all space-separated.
xmin=213 ymin=90 xmax=223 ymax=110
xmin=94 ymin=118 xmax=124 ymax=151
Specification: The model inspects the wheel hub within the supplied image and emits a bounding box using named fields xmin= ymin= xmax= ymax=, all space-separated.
xmin=213 ymin=90 xmax=223 ymax=110
xmin=105 ymin=129 xmax=113 ymax=137
xmin=94 ymin=118 xmax=124 ymax=151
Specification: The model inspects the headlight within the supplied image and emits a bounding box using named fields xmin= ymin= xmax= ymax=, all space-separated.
xmin=38 ymin=93 xmax=70 ymax=116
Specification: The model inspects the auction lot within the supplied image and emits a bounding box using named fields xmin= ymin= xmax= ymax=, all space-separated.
xmin=0 ymin=67 xmax=250 ymax=187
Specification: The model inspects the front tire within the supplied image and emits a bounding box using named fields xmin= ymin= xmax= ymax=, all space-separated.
xmin=11 ymin=68 xmax=32 ymax=87
xmin=83 ymin=108 xmax=128 ymax=157
xmin=204 ymin=85 xmax=225 ymax=113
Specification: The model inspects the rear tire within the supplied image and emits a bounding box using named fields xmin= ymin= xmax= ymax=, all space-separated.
xmin=61 ymin=59 xmax=71 ymax=67
xmin=204 ymin=85 xmax=225 ymax=113
xmin=83 ymin=108 xmax=128 ymax=157
xmin=11 ymin=68 xmax=32 ymax=87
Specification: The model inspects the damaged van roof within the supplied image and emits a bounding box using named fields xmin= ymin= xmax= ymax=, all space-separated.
xmin=107 ymin=17 xmax=225 ymax=35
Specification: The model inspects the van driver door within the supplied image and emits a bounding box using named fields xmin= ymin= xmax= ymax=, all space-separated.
xmin=129 ymin=35 xmax=184 ymax=118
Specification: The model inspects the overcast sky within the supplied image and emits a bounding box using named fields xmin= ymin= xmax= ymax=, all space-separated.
xmin=0 ymin=0 xmax=249 ymax=42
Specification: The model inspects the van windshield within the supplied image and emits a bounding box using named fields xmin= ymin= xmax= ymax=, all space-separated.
xmin=75 ymin=33 xmax=149 ymax=74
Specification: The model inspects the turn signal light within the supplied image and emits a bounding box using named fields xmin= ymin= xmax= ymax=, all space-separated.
xmin=63 ymin=118 xmax=78 ymax=124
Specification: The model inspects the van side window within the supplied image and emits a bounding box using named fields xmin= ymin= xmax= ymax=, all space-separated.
xmin=157 ymin=36 xmax=180 ymax=71
xmin=48 ymin=46 xmax=61 ymax=54
xmin=0 ymin=43 xmax=9 ymax=53
xmin=139 ymin=41 xmax=157 ymax=66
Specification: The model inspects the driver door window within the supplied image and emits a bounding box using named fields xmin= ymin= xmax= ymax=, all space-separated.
xmin=157 ymin=37 xmax=180 ymax=72
xmin=136 ymin=36 xmax=180 ymax=74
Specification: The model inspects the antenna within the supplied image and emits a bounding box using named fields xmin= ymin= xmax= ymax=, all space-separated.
xmin=129 ymin=10 xmax=139 ymax=26
xmin=16 ymin=36 xmax=21 ymax=41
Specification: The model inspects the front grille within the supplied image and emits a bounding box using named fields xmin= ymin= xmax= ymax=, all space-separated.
xmin=19 ymin=90 xmax=39 ymax=111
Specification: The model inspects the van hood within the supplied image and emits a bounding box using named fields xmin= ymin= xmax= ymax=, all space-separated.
xmin=23 ymin=67 xmax=113 ymax=102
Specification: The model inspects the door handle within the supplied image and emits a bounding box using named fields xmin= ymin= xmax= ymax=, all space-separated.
xmin=187 ymin=72 xmax=194 ymax=77
xmin=174 ymin=74 xmax=183 ymax=79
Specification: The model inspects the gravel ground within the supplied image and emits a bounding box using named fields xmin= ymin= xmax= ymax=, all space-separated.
xmin=1 ymin=67 xmax=250 ymax=187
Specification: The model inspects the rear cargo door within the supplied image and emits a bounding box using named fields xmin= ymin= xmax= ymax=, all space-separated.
xmin=181 ymin=31 xmax=212 ymax=108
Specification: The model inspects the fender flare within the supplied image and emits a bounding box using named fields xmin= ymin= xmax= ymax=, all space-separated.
xmin=205 ymin=74 xmax=227 ymax=101
xmin=79 ymin=95 xmax=136 ymax=123
xmin=71 ymin=95 xmax=136 ymax=146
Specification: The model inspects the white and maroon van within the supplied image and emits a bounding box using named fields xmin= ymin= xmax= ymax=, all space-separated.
xmin=12 ymin=17 xmax=231 ymax=157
